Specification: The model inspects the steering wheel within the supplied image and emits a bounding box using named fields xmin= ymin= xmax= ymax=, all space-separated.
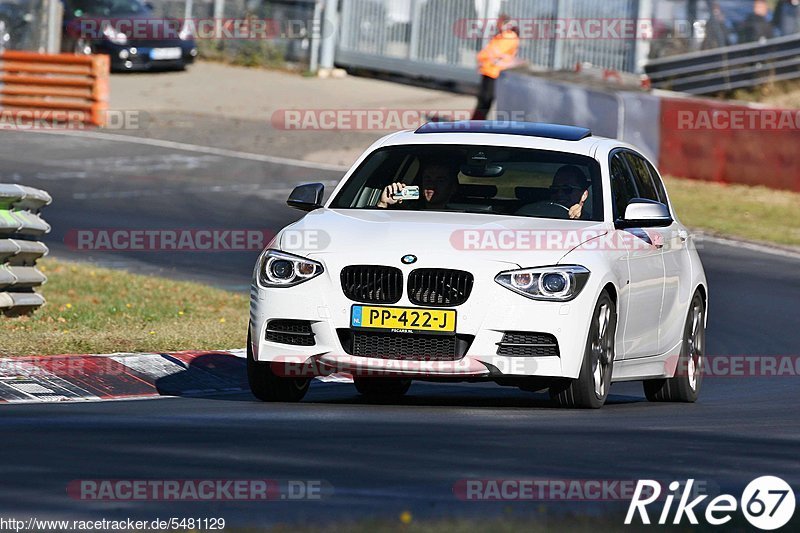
xmin=515 ymin=201 xmax=571 ymax=218
xmin=545 ymin=202 xmax=570 ymax=212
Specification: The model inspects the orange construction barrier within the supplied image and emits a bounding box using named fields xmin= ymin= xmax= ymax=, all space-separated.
xmin=0 ymin=51 xmax=109 ymax=127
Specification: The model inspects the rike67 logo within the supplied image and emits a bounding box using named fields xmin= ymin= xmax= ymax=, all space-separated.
xmin=626 ymin=477 xmax=795 ymax=530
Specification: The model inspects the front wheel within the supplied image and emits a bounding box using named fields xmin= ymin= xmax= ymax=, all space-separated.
xmin=549 ymin=292 xmax=616 ymax=409
xmin=247 ymin=331 xmax=310 ymax=402
xmin=644 ymin=292 xmax=705 ymax=402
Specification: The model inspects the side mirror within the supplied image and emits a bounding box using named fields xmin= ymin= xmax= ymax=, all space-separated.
xmin=287 ymin=183 xmax=324 ymax=212
xmin=616 ymin=198 xmax=672 ymax=229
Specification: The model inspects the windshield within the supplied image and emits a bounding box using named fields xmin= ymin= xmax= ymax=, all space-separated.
xmin=330 ymin=144 xmax=604 ymax=221
xmin=66 ymin=0 xmax=150 ymax=17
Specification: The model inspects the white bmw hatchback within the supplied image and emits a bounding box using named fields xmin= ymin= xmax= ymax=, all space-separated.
xmin=248 ymin=121 xmax=708 ymax=408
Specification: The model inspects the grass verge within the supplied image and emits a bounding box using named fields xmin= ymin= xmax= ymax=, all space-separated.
xmin=0 ymin=259 xmax=248 ymax=357
xmin=665 ymin=177 xmax=800 ymax=248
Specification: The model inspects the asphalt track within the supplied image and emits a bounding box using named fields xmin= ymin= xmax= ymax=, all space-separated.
xmin=1 ymin=130 xmax=799 ymax=528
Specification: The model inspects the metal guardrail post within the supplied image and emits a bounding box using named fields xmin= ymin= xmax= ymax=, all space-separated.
xmin=408 ymin=0 xmax=421 ymax=61
xmin=634 ymin=0 xmax=652 ymax=73
xmin=45 ymin=0 xmax=62 ymax=54
xmin=320 ymin=0 xmax=338 ymax=70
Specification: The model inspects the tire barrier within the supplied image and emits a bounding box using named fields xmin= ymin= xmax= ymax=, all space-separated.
xmin=497 ymin=71 xmax=800 ymax=193
xmin=0 ymin=184 xmax=51 ymax=316
xmin=0 ymin=51 xmax=110 ymax=127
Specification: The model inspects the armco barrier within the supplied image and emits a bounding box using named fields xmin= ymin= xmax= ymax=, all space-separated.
xmin=645 ymin=34 xmax=800 ymax=95
xmin=0 ymin=184 xmax=51 ymax=316
xmin=0 ymin=51 xmax=109 ymax=127
xmin=496 ymin=71 xmax=661 ymax=162
xmin=497 ymin=71 xmax=799 ymax=193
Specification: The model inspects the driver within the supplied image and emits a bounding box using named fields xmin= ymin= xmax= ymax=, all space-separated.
xmin=550 ymin=165 xmax=590 ymax=220
xmin=376 ymin=159 xmax=460 ymax=209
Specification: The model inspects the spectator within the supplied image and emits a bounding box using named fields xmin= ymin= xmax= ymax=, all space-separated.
xmin=702 ymin=1 xmax=731 ymax=49
xmin=738 ymin=0 xmax=774 ymax=43
xmin=773 ymin=0 xmax=800 ymax=36
xmin=472 ymin=14 xmax=519 ymax=120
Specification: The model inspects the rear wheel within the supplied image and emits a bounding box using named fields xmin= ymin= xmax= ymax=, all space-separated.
xmin=354 ymin=378 xmax=411 ymax=401
xmin=549 ymin=292 xmax=616 ymax=409
xmin=644 ymin=292 xmax=705 ymax=402
xmin=247 ymin=331 xmax=309 ymax=402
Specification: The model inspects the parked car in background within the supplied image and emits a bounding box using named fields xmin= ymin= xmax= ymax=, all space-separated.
xmin=61 ymin=0 xmax=197 ymax=71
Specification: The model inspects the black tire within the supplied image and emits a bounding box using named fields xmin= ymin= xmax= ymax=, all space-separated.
xmin=644 ymin=292 xmax=705 ymax=403
xmin=354 ymin=378 xmax=411 ymax=401
xmin=247 ymin=331 xmax=309 ymax=402
xmin=549 ymin=292 xmax=617 ymax=409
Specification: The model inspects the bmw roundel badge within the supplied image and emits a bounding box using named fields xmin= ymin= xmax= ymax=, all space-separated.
xmin=401 ymin=255 xmax=417 ymax=265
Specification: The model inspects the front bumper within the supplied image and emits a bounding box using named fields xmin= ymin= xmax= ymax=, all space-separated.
xmin=92 ymin=40 xmax=198 ymax=71
xmin=249 ymin=259 xmax=600 ymax=381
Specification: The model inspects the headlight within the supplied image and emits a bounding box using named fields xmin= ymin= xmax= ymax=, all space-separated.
xmin=495 ymin=265 xmax=590 ymax=301
xmin=259 ymin=250 xmax=323 ymax=287
xmin=102 ymin=23 xmax=128 ymax=45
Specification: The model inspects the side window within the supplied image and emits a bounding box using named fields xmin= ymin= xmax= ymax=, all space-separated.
xmin=609 ymin=153 xmax=637 ymax=220
xmin=624 ymin=152 xmax=660 ymax=202
xmin=645 ymin=160 xmax=669 ymax=206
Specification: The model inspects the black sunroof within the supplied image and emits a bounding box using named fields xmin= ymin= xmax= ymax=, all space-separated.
xmin=415 ymin=121 xmax=592 ymax=141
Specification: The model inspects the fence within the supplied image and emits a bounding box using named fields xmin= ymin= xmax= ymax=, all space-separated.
xmin=335 ymin=0 xmax=645 ymax=84
xmin=645 ymin=33 xmax=800 ymax=95
xmin=0 ymin=50 xmax=110 ymax=126
xmin=147 ymin=0 xmax=317 ymax=64
xmin=0 ymin=184 xmax=51 ymax=316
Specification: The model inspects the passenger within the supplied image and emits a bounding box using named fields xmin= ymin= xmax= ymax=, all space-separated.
xmin=549 ymin=165 xmax=590 ymax=220
xmin=377 ymin=160 xmax=459 ymax=209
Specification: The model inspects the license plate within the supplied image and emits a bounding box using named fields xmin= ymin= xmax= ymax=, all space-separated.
xmin=150 ymin=47 xmax=182 ymax=60
xmin=351 ymin=305 xmax=456 ymax=334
